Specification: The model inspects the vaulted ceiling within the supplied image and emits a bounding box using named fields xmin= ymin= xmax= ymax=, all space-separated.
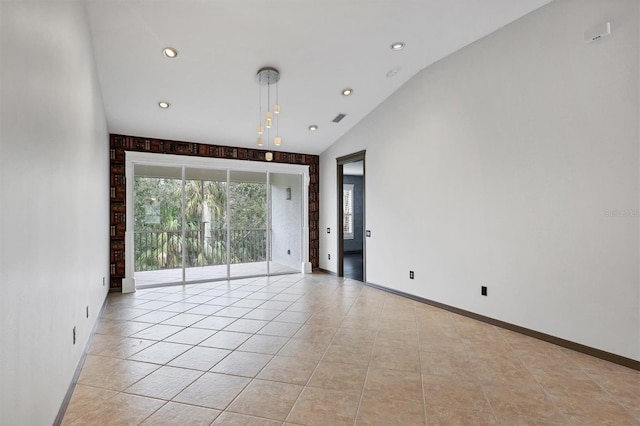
xmin=86 ymin=0 xmax=552 ymax=155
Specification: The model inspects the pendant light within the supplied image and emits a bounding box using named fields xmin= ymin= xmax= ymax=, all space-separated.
xmin=256 ymin=67 xmax=281 ymax=161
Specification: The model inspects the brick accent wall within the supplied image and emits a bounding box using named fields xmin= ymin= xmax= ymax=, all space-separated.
xmin=109 ymin=134 xmax=319 ymax=290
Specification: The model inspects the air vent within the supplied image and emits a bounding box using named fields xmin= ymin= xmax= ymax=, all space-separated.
xmin=332 ymin=113 xmax=347 ymax=123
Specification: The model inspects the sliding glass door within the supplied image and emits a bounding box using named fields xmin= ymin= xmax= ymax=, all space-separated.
xmin=229 ymin=170 xmax=268 ymax=279
xmin=129 ymin=154 xmax=308 ymax=288
xmin=184 ymin=167 xmax=228 ymax=282
xmin=133 ymin=164 xmax=184 ymax=287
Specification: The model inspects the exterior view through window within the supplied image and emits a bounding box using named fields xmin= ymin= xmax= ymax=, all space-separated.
xmin=132 ymin=163 xmax=304 ymax=287
xmin=343 ymin=184 xmax=354 ymax=239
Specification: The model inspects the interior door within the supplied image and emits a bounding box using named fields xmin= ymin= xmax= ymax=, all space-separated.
xmin=337 ymin=152 xmax=366 ymax=282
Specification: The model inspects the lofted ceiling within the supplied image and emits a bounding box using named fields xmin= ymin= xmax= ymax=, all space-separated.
xmin=86 ymin=0 xmax=552 ymax=155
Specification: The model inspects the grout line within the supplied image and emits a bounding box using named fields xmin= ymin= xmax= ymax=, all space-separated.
xmin=352 ymin=289 xmax=384 ymax=426
xmin=497 ymin=328 xmax=573 ymax=425
xmin=283 ymin=284 xmax=356 ymax=424
xmin=201 ymin=276 xmax=320 ymax=424
xmin=580 ymin=369 xmax=640 ymax=422
xmin=415 ymin=301 xmax=428 ymax=426
xmin=69 ymin=274 xmax=640 ymax=425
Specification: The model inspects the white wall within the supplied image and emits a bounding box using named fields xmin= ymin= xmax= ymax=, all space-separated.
xmin=320 ymin=0 xmax=639 ymax=360
xmin=271 ymin=173 xmax=303 ymax=270
xmin=0 ymin=2 xmax=110 ymax=424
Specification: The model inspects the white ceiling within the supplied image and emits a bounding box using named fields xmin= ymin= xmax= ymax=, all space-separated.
xmin=86 ymin=0 xmax=552 ymax=155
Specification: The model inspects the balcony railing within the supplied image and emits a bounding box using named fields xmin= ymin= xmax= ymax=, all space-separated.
xmin=134 ymin=228 xmax=267 ymax=272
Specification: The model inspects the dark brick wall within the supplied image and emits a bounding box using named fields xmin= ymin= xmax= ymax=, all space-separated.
xmin=109 ymin=134 xmax=319 ymax=290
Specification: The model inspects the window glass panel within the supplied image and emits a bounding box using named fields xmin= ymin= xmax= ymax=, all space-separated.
xmin=184 ymin=168 xmax=228 ymax=282
xmin=229 ymin=170 xmax=267 ymax=278
xmin=133 ymin=166 xmax=184 ymax=286
xmin=343 ymin=184 xmax=354 ymax=239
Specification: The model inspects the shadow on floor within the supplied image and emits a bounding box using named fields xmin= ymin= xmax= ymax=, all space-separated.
xmin=344 ymin=251 xmax=363 ymax=282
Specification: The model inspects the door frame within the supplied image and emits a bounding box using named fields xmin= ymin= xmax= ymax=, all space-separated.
xmin=336 ymin=150 xmax=366 ymax=280
xmin=124 ymin=151 xmax=311 ymax=290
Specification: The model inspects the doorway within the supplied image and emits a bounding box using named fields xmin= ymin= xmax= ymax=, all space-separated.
xmin=337 ymin=151 xmax=365 ymax=282
xmin=125 ymin=152 xmax=310 ymax=289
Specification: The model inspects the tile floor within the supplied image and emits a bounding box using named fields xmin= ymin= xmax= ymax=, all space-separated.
xmin=62 ymin=273 xmax=639 ymax=425
xmin=134 ymin=262 xmax=299 ymax=287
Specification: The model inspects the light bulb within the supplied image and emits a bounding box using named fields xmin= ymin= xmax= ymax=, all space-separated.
xmin=257 ymin=136 xmax=263 ymax=146
xmin=266 ymin=118 xmax=272 ymax=128
xmin=162 ymin=47 xmax=178 ymax=58
xmin=273 ymin=105 xmax=280 ymax=114
xmin=265 ymin=111 xmax=272 ymax=119
xmin=257 ymin=125 xmax=264 ymax=135
xmin=274 ymin=136 xmax=282 ymax=146
xmin=265 ymin=152 xmax=273 ymax=161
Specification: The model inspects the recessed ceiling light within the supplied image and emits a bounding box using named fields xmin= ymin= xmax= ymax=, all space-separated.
xmin=158 ymin=101 xmax=170 ymax=109
xmin=308 ymin=125 xmax=318 ymax=131
xmin=390 ymin=42 xmax=405 ymax=51
xmin=341 ymin=88 xmax=353 ymax=96
xmin=162 ymin=47 xmax=178 ymax=58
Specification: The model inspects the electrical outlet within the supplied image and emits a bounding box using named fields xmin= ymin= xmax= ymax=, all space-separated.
xmin=328 ymin=254 xmax=331 ymax=260
xmin=73 ymin=326 xmax=76 ymax=344
xmin=366 ymin=230 xmax=371 ymax=237
xmin=481 ymin=286 xmax=488 ymax=296
xmin=86 ymin=306 xmax=89 ymax=318
xmin=409 ymin=271 xmax=414 ymax=279
xmin=327 ymin=228 xmax=331 ymax=234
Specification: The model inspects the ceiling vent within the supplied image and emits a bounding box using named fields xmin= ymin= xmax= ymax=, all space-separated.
xmin=332 ymin=113 xmax=347 ymax=123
